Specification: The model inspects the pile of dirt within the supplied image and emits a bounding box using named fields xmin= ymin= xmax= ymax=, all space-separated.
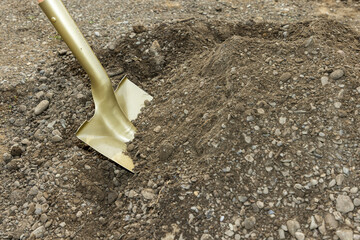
xmin=1 ymin=15 xmax=360 ymax=239
xmin=96 ymin=17 xmax=360 ymax=238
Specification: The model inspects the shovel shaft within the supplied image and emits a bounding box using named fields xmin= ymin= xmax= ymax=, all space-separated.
xmin=39 ymin=0 xmax=114 ymax=104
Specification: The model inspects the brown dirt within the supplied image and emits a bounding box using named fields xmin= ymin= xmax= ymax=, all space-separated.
xmin=1 ymin=0 xmax=360 ymax=239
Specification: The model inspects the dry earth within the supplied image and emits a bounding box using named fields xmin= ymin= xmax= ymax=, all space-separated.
xmin=1 ymin=0 xmax=360 ymax=239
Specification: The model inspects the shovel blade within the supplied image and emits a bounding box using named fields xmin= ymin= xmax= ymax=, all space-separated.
xmin=115 ymin=76 xmax=153 ymax=121
xmin=76 ymin=114 xmax=135 ymax=172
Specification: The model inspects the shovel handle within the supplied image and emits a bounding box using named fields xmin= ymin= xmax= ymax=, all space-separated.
xmin=38 ymin=0 xmax=113 ymax=100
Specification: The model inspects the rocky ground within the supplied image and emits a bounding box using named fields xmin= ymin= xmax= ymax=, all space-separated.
xmin=1 ymin=0 xmax=360 ymax=239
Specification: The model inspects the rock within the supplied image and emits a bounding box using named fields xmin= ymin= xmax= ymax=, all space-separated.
xmin=34 ymin=100 xmax=49 ymax=115
xmin=321 ymin=76 xmax=329 ymax=86
xmin=29 ymin=186 xmax=39 ymax=196
xmin=34 ymin=129 xmax=44 ymax=141
xmin=280 ymin=72 xmax=292 ymax=81
xmin=243 ymin=216 xmax=256 ymax=229
xmin=6 ymin=159 xmax=22 ymax=171
xmin=336 ymin=195 xmax=354 ymax=213
xmin=3 ymin=152 xmax=12 ymax=163
xmin=35 ymin=203 xmax=42 ymax=215
xmin=154 ymin=126 xmax=162 ymax=133
xmin=353 ymin=198 xmax=360 ymax=207
xmin=286 ymin=219 xmax=300 ymax=236
xmin=334 ymin=102 xmax=342 ymax=109
xmin=133 ymin=25 xmax=147 ymax=34
xmin=200 ymin=234 xmax=214 ymax=240
xmin=225 ymin=230 xmax=234 ymax=237
xmin=295 ymin=232 xmax=305 ymax=240
xmin=336 ymin=229 xmax=353 ymax=240
xmin=107 ymin=191 xmax=118 ymax=204
xmin=161 ymin=232 xmax=175 ymax=240
xmin=141 ymin=188 xmax=155 ymax=200
xmin=354 ymin=235 xmax=360 ymax=240
xmin=330 ymin=69 xmax=344 ymax=80
xmin=10 ymin=145 xmax=23 ymax=157
xmin=150 ymin=40 xmax=161 ymax=54
xmin=51 ymin=135 xmax=63 ymax=142
xmin=350 ymin=187 xmax=358 ymax=194
xmin=304 ymin=36 xmax=314 ymax=47
xmin=309 ymin=216 xmax=318 ymax=230
xmin=278 ymin=229 xmax=285 ymax=239
xmin=74 ymin=210 xmax=82 ymax=218
xmin=35 ymin=91 xmax=44 ymax=99
xmin=279 ymin=116 xmax=287 ymax=125
xmin=158 ymin=143 xmax=174 ymax=161
xmin=58 ymin=49 xmax=67 ymax=55
xmin=27 ymin=202 xmax=35 ymax=215
xmin=324 ymin=213 xmax=338 ymax=230
xmin=40 ymin=214 xmax=48 ymax=223
xmin=329 ymin=179 xmax=336 ymax=187
xmin=18 ymin=104 xmax=27 ymax=112
xmin=30 ymin=226 xmax=45 ymax=239
xmin=336 ymin=174 xmax=345 ymax=185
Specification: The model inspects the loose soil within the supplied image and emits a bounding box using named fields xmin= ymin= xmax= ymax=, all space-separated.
xmin=1 ymin=0 xmax=360 ymax=239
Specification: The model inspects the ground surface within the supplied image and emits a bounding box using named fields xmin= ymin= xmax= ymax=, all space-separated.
xmin=1 ymin=0 xmax=360 ymax=239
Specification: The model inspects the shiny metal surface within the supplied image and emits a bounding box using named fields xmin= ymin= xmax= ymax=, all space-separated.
xmin=39 ymin=0 xmax=152 ymax=172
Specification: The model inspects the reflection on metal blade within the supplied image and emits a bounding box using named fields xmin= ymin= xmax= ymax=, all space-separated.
xmin=115 ymin=76 xmax=153 ymax=121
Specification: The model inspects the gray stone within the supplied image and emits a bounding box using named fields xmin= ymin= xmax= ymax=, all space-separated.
xmin=329 ymin=179 xmax=336 ymax=187
xmin=336 ymin=229 xmax=353 ymax=240
xmin=225 ymin=230 xmax=234 ymax=237
xmin=324 ymin=213 xmax=338 ymax=230
xmin=141 ymin=188 xmax=156 ymax=200
xmin=336 ymin=174 xmax=345 ymax=185
xmin=353 ymin=198 xmax=360 ymax=207
xmin=336 ymin=195 xmax=354 ymax=213
xmin=40 ymin=214 xmax=48 ymax=223
xmin=29 ymin=186 xmax=39 ymax=196
xmin=107 ymin=191 xmax=118 ymax=204
xmin=200 ymin=234 xmax=214 ymax=240
xmin=278 ymin=229 xmax=285 ymax=239
xmin=27 ymin=203 xmax=35 ymax=215
xmin=35 ymin=203 xmax=42 ymax=215
xmin=350 ymin=187 xmax=358 ymax=194
xmin=321 ymin=76 xmax=329 ymax=86
xmin=30 ymin=226 xmax=45 ymax=239
xmin=243 ymin=216 xmax=256 ymax=229
xmin=304 ymin=37 xmax=314 ymax=47
xmin=309 ymin=216 xmax=318 ymax=230
xmin=295 ymin=232 xmax=305 ymax=240
xmin=280 ymin=72 xmax=292 ymax=81
xmin=76 ymin=211 xmax=83 ymax=218
xmin=3 ymin=153 xmax=12 ymax=163
xmin=51 ymin=135 xmax=62 ymax=142
xmin=34 ymin=100 xmax=49 ymax=115
xmin=330 ymin=69 xmax=344 ymax=80
xmin=286 ymin=219 xmax=300 ymax=236
xmin=18 ymin=104 xmax=27 ymax=112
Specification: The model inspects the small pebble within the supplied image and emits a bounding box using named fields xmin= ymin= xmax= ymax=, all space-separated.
xmin=330 ymin=69 xmax=344 ymax=80
xmin=34 ymin=100 xmax=49 ymax=115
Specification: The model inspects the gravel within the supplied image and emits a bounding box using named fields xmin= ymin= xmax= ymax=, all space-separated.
xmin=1 ymin=0 xmax=360 ymax=239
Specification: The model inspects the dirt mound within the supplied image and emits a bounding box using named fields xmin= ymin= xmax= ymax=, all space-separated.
xmin=1 ymin=16 xmax=360 ymax=239
xmin=115 ymin=17 xmax=360 ymax=239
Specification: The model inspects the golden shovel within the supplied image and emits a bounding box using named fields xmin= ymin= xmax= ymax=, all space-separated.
xmin=39 ymin=0 xmax=152 ymax=172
